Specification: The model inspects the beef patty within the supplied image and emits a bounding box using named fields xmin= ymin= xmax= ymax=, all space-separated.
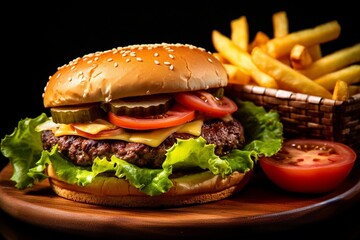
xmin=41 ymin=119 xmax=245 ymax=169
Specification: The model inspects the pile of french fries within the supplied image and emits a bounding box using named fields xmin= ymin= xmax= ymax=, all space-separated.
xmin=212 ymin=11 xmax=360 ymax=100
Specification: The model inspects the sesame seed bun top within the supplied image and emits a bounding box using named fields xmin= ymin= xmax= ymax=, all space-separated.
xmin=43 ymin=43 xmax=228 ymax=108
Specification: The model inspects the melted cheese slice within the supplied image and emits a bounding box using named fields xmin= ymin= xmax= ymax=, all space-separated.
xmin=45 ymin=119 xmax=204 ymax=147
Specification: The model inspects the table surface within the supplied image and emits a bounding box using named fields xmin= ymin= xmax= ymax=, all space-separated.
xmin=1 ymin=204 xmax=360 ymax=240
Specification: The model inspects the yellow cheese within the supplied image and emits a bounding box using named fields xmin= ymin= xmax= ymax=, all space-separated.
xmin=71 ymin=119 xmax=118 ymax=134
xmin=176 ymin=119 xmax=203 ymax=136
xmin=50 ymin=119 xmax=204 ymax=147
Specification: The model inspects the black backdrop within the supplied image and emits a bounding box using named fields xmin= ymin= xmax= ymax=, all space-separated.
xmin=1 ymin=0 xmax=358 ymax=168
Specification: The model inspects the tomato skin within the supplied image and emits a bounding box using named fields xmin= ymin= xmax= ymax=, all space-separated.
xmin=108 ymin=104 xmax=195 ymax=130
xmin=259 ymin=139 xmax=357 ymax=194
xmin=174 ymin=91 xmax=238 ymax=117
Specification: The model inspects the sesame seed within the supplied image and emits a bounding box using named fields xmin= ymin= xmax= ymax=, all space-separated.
xmin=71 ymin=66 xmax=76 ymax=70
xmin=107 ymin=58 xmax=113 ymax=62
xmin=154 ymin=52 xmax=159 ymax=57
xmin=126 ymin=58 xmax=131 ymax=63
xmin=136 ymin=57 xmax=143 ymax=62
xmin=164 ymin=61 xmax=171 ymax=65
xmin=114 ymin=62 xmax=118 ymax=67
xmin=207 ymin=58 xmax=213 ymax=63
xmin=83 ymin=89 xmax=89 ymax=97
xmin=130 ymin=52 xmax=136 ymax=57
xmin=68 ymin=77 xmax=72 ymax=81
xmin=168 ymin=54 xmax=174 ymax=59
xmin=154 ymin=60 xmax=160 ymax=65
xmin=169 ymin=65 xmax=174 ymax=70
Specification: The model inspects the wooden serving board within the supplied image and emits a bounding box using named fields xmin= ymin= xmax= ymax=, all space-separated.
xmin=1 ymin=162 xmax=360 ymax=238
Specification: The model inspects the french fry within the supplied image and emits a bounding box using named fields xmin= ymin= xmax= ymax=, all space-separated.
xmin=223 ymin=63 xmax=251 ymax=85
xmin=290 ymin=44 xmax=313 ymax=69
xmin=307 ymin=44 xmax=322 ymax=61
xmin=332 ymin=80 xmax=349 ymax=101
xmin=272 ymin=11 xmax=291 ymax=66
xmin=264 ymin=20 xmax=341 ymax=58
xmin=231 ymin=16 xmax=249 ymax=52
xmin=251 ymin=47 xmax=332 ymax=99
xmin=272 ymin=11 xmax=322 ymax=65
xmin=248 ymin=31 xmax=270 ymax=52
xmin=272 ymin=11 xmax=288 ymax=38
xmin=314 ymin=65 xmax=360 ymax=91
xmin=212 ymin=30 xmax=278 ymax=88
xmin=298 ymin=43 xmax=360 ymax=79
xmin=348 ymin=85 xmax=360 ymax=96
xmin=212 ymin=52 xmax=230 ymax=64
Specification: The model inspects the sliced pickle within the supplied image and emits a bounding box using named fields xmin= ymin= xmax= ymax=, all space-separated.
xmin=50 ymin=103 xmax=105 ymax=124
xmin=102 ymin=94 xmax=173 ymax=116
xmin=208 ymin=87 xmax=224 ymax=99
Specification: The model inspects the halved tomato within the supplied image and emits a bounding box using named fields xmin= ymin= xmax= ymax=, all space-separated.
xmin=108 ymin=104 xmax=195 ymax=130
xmin=174 ymin=91 xmax=238 ymax=117
xmin=259 ymin=139 xmax=357 ymax=194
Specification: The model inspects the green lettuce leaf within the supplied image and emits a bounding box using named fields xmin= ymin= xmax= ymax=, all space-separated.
xmin=234 ymin=99 xmax=283 ymax=159
xmin=1 ymin=101 xmax=283 ymax=196
xmin=0 ymin=113 xmax=48 ymax=189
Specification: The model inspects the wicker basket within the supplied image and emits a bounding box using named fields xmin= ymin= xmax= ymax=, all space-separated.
xmin=227 ymin=84 xmax=360 ymax=151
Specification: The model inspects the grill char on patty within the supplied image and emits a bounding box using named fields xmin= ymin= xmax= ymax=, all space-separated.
xmin=41 ymin=119 xmax=245 ymax=169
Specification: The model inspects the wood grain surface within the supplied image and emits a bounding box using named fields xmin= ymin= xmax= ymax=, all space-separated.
xmin=1 ymin=162 xmax=360 ymax=239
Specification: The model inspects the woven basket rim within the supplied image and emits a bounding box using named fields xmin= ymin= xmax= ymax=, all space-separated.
xmin=231 ymin=84 xmax=360 ymax=106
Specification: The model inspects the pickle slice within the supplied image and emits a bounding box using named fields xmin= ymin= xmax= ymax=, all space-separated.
xmin=102 ymin=94 xmax=173 ymax=116
xmin=208 ymin=87 xmax=224 ymax=99
xmin=50 ymin=103 xmax=105 ymax=124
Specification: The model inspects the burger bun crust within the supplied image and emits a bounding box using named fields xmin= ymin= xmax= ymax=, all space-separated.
xmin=43 ymin=43 xmax=228 ymax=108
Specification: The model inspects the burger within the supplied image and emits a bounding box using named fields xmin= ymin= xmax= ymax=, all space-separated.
xmin=1 ymin=43 xmax=283 ymax=208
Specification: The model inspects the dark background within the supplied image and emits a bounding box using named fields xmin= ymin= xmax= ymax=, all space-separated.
xmin=1 ymin=1 xmax=358 ymax=166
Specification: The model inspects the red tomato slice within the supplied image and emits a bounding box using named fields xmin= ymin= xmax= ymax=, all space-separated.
xmin=108 ymin=104 xmax=195 ymax=130
xmin=259 ymin=139 xmax=357 ymax=194
xmin=174 ymin=91 xmax=238 ymax=117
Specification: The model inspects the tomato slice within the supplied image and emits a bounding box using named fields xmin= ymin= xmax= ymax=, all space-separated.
xmin=174 ymin=91 xmax=238 ymax=117
xmin=108 ymin=104 xmax=195 ymax=130
xmin=259 ymin=139 xmax=357 ymax=194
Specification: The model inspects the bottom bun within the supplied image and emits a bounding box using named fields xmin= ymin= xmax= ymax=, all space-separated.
xmin=47 ymin=164 xmax=253 ymax=208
